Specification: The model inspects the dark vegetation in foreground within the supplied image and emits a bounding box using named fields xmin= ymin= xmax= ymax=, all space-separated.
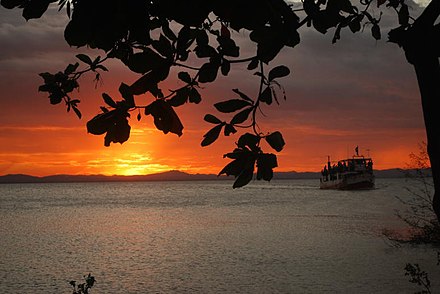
xmin=381 ymin=144 xmax=439 ymax=294
xmin=405 ymin=253 xmax=440 ymax=294
xmin=383 ymin=144 xmax=440 ymax=245
xmin=69 ymin=274 xmax=95 ymax=294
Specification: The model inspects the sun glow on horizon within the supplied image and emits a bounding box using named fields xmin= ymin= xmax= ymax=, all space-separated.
xmin=111 ymin=162 xmax=172 ymax=176
xmin=85 ymin=152 xmax=174 ymax=176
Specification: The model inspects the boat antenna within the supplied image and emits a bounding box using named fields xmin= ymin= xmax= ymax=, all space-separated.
xmin=366 ymin=148 xmax=370 ymax=157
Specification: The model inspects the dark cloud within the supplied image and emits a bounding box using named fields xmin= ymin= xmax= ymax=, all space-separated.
xmin=0 ymin=7 xmax=69 ymax=64
xmin=263 ymin=4 xmax=425 ymax=133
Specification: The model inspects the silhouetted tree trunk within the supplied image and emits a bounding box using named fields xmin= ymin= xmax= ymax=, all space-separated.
xmin=403 ymin=0 xmax=440 ymax=222
xmin=412 ymin=57 xmax=440 ymax=222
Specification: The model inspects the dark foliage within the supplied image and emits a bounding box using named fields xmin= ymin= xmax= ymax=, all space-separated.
xmin=1 ymin=0 xmax=439 ymax=191
xmin=69 ymin=273 xmax=95 ymax=294
xmin=405 ymin=263 xmax=432 ymax=294
xmin=383 ymin=143 xmax=440 ymax=245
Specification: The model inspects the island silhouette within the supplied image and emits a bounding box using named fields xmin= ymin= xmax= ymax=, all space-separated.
xmin=0 ymin=168 xmax=427 ymax=184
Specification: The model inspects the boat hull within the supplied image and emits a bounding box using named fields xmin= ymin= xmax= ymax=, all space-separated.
xmin=320 ymin=173 xmax=375 ymax=190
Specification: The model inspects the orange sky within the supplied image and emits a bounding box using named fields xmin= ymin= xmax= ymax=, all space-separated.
xmin=0 ymin=4 xmax=428 ymax=176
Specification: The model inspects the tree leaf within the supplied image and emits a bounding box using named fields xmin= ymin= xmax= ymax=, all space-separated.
xmin=72 ymin=105 xmax=82 ymax=119
xmin=176 ymin=26 xmax=197 ymax=59
xmin=152 ymin=34 xmax=174 ymax=59
xmin=224 ymin=123 xmax=237 ymax=136
xmin=259 ymin=87 xmax=272 ymax=105
xmin=127 ymin=48 xmax=166 ymax=74
xmin=247 ymin=59 xmax=259 ymax=70
xmin=221 ymin=60 xmax=230 ymax=76
xmin=371 ymin=24 xmax=381 ymax=40
xmin=265 ymin=131 xmax=285 ymax=152
xmin=130 ymin=66 xmax=170 ymax=95
xmin=196 ymin=28 xmax=209 ymax=46
xmin=102 ymin=93 xmax=117 ymax=108
xmin=256 ymin=153 xmax=278 ymax=181
xmin=145 ymin=100 xmax=183 ymax=136
xmin=219 ymin=158 xmax=242 ymax=176
xmin=168 ymin=87 xmax=190 ymax=107
xmin=201 ymin=123 xmax=223 ymax=146
xmin=162 ymin=22 xmax=177 ymax=41
xmin=217 ymin=35 xmax=240 ymax=57
xmin=237 ymin=133 xmax=260 ymax=151
xmin=188 ymin=87 xmax=201 ymax=104
xmin=214 ymin=99 xmax=251 ymax=113
xmin=218 ymin=149 xmax=256 ymax=188
xmin=348 ymin=15 xmax=362 ymax=33
xmin=194 ymin=44 xmax=218 ymax=58
xmin=398 ymin=4 xmax=409 ymax=26
xmin=204 ymin=114 xmax=222 ymax=124
xmin=96 ymin=64 xmax=108 ymax=72
xmin=232 ymin=88 xmax=254 ymax=102
xmin=87 ymin=111 xmax=115 ymax=135
xmin=76 ymin=54 xmax=93 ymax=65
xmin=230 ymin=107 xmax=252 ymax=125
xmin=178 ymin=71 xmax=192 ymax=83
xmin=119 ymin=83 xmax=135 ymax=107
xmin=104 ymin=116 xmax=131 ymax=147
xmin=92 ymin=55 xmax=101 ymax=66
xmin=198 ymin=61 xmax=219 ymax=83
xmin=268 ymin=65 xmax=290 ymax=81
xmin=312 ymin=10 xmax=342 ymax=34
xmin=250 ymin=27 xmax=286 ymax=63
xmin=327 ymin=0 xmax=355 ymax=14
xmin=233 ymin=165 xmax=254 ymax=188
xmin=332 ymin=24 xmax=342 ymax=44
xmin=64 ymin=62 xmax=79 ymax=75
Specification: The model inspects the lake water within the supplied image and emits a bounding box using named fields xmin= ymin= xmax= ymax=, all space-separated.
xmin=0 ymin=178 xmax=438 ymax=293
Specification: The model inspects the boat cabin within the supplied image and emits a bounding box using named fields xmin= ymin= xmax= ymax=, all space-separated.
xmin=320 ymin=155 xmax=375 ymax=190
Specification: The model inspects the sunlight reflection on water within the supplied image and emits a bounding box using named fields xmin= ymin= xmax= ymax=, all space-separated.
xmin=0 ymin=178 xmax=438 ymax=293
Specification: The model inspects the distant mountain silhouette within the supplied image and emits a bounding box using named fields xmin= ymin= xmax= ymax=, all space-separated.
xmin=0 ymin=168 xmax=430 ymax=184
xmin=0 ymin=170 xmax=217 ymax=183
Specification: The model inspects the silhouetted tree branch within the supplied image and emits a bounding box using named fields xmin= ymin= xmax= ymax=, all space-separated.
xmin=2 ymin=0 xmax=440 ymax=218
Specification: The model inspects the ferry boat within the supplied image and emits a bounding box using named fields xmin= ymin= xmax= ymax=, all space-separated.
xmin=319 ymin=147 xmax=375 ymax=190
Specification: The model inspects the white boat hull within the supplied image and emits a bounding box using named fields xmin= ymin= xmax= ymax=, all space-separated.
xmin=320 ymin=172 xmax=375 ymax=190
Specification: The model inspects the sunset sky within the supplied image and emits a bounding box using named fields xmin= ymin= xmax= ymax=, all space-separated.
xmin=0 ymin=1 xmax=429 ymax=176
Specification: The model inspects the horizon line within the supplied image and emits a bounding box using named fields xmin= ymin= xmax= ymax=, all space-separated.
xmin=0 ymin=167 xmax=422 ymax=178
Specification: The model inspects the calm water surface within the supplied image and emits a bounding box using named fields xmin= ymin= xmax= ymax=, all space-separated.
xmin=0 ymin=178 xmax=438 ymax=293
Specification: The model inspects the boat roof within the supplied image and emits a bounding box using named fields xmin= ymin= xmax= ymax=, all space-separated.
xmin=338 ymin=156 xmax=373 ymax=162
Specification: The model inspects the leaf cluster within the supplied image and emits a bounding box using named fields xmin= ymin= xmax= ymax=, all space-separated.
xmin=38 ymin=53 xmax=108 ymax=119
xmin=217 ymin=130 xmax=285 ymax=188
xmin=301 ymin=0 xmax=413 ymax=44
